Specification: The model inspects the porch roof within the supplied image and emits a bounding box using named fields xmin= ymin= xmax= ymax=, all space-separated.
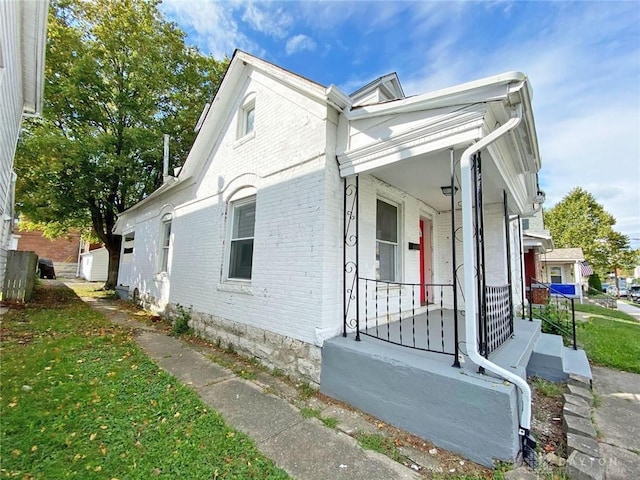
xmin=336 ymin=72 xmax=541 ymax=214
xmin=523 ymin=230 xmax=554 ymax=252
xmin=542 ymin=248 xmax=585 ymax=263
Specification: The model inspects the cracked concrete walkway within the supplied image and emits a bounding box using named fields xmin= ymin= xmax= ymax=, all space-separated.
xmin=591 ymin=365 xmax=640 ymax=479
xmin=78 ymin=292 xmax=419 ymax=480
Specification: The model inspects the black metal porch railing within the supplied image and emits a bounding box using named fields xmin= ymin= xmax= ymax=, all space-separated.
xmin=586 ymin=287 xmax=617 ymax=309
xmin=483 ymin=285 xmax=514 ymax=355
xmin=528 ymin=278 xmax=577 ymax=350
xmin=360 ymin=278 xmax=458 ymax=359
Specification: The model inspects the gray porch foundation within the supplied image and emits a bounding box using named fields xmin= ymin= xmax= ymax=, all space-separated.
xmin=320 ymin=335 xmax=521 ymax=467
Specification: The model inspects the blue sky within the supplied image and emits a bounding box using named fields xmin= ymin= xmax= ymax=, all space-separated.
xmin=159 ymin=0 xmax=640 ymax=249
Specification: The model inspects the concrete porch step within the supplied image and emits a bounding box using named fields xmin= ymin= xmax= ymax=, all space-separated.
xmin=489 ymin=319 xmax=542 ymax=381
xmin=562 ymin=347 xmax=592 ymax=380
xmin=526 ymin=333 xmax=592 ymax=383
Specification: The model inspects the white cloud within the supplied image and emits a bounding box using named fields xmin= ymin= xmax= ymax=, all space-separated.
xmin=285 ymin=34 xmax=316 ymax=55
xmin=241 ymin=2 xmax=292 ymax=39
xmin=159 ymin=0 xmax=264 ymax=58
xmin=399 ymin=2 xmax=640 ymax=242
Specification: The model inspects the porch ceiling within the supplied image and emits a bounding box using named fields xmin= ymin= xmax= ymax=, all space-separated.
xmin=370 ymin=148 xmax=508 ymax=212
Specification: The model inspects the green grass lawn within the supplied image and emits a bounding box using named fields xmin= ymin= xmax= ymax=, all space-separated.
xmin=574 ymin=302 xmax=638 ymax=321
xmin=1 ymin=283 xmax=289 ymax=479
xmin=574 ymin=303 xmax=640 ymax=374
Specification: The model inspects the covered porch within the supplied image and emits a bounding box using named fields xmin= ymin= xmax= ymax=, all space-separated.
xmin=320 ymin=316 xmax=542 ymax=466
xmin=322 ymin=72 xmax=543 ymax=465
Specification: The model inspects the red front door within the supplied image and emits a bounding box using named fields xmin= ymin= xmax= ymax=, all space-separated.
xmin=420 ymin=220 xmax=425 ymax=304
xmin=419 ymin=218 xmax=433 ymax=305
xmin=524 ymin=251 xmax=536 ymax=286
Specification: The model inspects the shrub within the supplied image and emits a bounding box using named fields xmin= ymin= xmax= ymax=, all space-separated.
xmin=588 ymin=274 xmax=602 ymax=292
xmin=173 ymin=304 xmax=192 ymax=336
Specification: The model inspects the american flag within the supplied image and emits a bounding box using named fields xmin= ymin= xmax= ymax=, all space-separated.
xmin=581 ymin=261 xmax=594 ymax=276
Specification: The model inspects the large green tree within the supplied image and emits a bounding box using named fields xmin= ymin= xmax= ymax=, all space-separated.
xmin=544 ymin=187 xmax=635 ymax=276
xmin=16 ymin=0 xmax=227 ymax=288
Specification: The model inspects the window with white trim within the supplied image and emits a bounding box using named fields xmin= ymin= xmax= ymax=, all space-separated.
xmin=159 ymin=214 xmax=171 ymax=273
xmin=228 ymin=196 xmax=256 ymax=280
xmin=238 ymin=97 xmax=255 ymax=139
xmin=376 ymin=199 xmax=398 ymax=282
xmin=550 ymin=266 xmax=562 ymax=283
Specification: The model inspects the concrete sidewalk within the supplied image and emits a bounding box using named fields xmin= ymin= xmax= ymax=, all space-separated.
xmin=77 ymin=293 xmax=420 ymax=480
xmin=576 ymin=300 xmax=640 ymax=478
xmin=591 ymin=366 xmax=640 ymax=480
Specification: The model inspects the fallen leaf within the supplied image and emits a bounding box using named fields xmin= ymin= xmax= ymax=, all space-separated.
xmin=90 ymin=433 xmax=97 ymax=441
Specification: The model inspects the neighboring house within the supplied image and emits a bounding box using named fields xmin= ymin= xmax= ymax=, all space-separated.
xmin=79 ymin=246 xmax=109 ymax=282
xmin=115 ymin=51 xmax=589 ymax=466
xmin=540 ymin=247 xmax=590 ymax=299
xmin=0 ymin=0 xmax=49 ymax=289
xmin=521 ymin=209 xmax=553 ymax=302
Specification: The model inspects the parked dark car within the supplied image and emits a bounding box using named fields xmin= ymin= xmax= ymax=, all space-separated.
xmin=37 ymin=258 xmax=56 ymax=279
xmin=629 ymin=285 xmax=640 ymax=303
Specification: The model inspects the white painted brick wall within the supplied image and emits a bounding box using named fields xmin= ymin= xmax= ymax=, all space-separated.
xmin=119 ymin=68 xmax=342 ymax=347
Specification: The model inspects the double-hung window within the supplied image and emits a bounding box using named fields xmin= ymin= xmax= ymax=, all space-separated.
xmin=160 ymin=214 xmax=171 ymax=273
xmin=550 ymin=266 xmax=562 ymax=284
xmin=238 ymin=96 xmax=255 ymax=139
xmin=244 ymin=105 xmax=255 ymax=135
xmin=376 ymin=199 xmax=398 ymax=282
xmin=228 ymin=197 xmax=256 ymax=280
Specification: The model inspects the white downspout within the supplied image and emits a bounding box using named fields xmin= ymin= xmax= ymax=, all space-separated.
xmin=460 ymin=103 xmax=533 ymax=433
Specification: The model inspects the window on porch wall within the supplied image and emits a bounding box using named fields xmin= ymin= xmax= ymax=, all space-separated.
xmin=550 ymin=266 xmax=562 ymax=283
xmin=376 ymin=199 xmax=398 ymax=282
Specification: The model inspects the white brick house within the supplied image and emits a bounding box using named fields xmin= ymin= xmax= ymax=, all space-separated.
xmin=116 ymin=51 xmax=574 ymax=465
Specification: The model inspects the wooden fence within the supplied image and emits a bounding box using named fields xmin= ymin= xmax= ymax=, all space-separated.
xmin=2 ymin=251 xmax=38 ymax=302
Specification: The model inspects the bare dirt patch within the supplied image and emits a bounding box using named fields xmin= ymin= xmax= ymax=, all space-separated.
xmin=530 ymin=379 xmax=566 ymax=457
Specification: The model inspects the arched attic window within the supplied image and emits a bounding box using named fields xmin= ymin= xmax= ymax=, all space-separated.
xmin=237 ymin=93 xmax=256 ymax=140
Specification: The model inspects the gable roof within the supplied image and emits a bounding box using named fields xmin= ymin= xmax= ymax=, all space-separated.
xmin=542 ymin=248 xmax=585 ymax=262
xmin=344 ymin=71 xmax=541 ymax=174
xmin=178 ymin=50 xmax=343 ymax=182
xmin=114 ymin=50 xmax=353 ymax=223
xmin=350 ymin=72 xmax=405 ymax=106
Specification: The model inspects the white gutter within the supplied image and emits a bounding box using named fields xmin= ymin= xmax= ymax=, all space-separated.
xmin=460 ymin=102 xmax=533 ymax=433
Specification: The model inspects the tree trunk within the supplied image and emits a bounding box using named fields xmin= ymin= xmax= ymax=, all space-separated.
xmin=103 ymin=236 xmax=122 ymax=290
